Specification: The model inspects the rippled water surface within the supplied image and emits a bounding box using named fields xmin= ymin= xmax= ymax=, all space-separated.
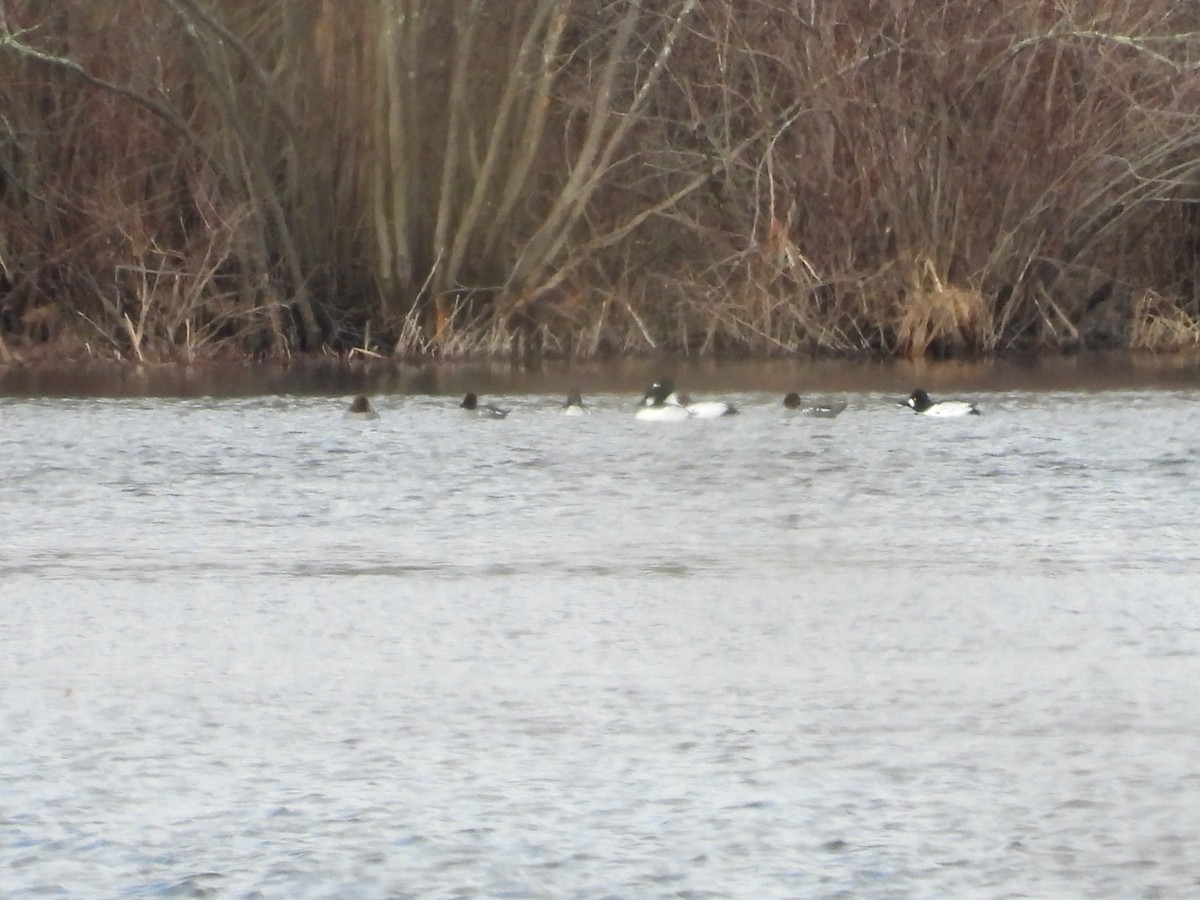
xmin=3 ymin=388 xmax=1200 ymax=898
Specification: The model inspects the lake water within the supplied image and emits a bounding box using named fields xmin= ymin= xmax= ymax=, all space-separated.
xmin=2 ymin=379 xmax=1199 ymax=898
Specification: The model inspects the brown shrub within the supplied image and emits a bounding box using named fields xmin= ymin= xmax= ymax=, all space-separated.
xmin=2 ymin=0 xmax=1200 ymax=360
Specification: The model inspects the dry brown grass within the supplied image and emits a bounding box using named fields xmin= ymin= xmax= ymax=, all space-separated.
xmin=4 ymin=0 xmax=1200 ymax=361
xmin=1129 ymin=290 xmax=1200 ymax=351
xmin=895 ymin=285 xmax=993 ymax=360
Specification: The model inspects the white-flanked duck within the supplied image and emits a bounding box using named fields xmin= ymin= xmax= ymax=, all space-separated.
xmin=635 ymin=381 xmax=691 ymax=421
xmin=669 ymin=391 xmax=739 ymax=418
xmin=903 ymin=388 xmax=980 ymax=417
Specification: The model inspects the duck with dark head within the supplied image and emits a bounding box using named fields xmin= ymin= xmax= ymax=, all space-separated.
xmin=783 ymin=393 xmax=846 ymax=418
xmin=460 ymin=393 xmax=509 ymax=419
xmin=562 ymin=389 xmax=589 ymax=415
xmin=347 ymin=395 xmax=379 ymax=419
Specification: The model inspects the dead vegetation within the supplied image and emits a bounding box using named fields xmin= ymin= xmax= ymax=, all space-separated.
xmin=3 ymin=0 xmax=1200 ymax=362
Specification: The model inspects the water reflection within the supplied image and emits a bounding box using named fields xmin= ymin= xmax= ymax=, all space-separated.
xmin=3 ymin=350 xmax=1200 ymax=398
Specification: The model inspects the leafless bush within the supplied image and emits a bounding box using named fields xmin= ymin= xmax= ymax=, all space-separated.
xmin=2 ymin=0 xmax=1200 ymax=361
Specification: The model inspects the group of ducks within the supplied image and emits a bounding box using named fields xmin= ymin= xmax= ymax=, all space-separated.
xmin=346 ymin=384 xmax=981 ymax=420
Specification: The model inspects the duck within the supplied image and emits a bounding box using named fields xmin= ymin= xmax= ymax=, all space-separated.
xmin=562 ymin=389 xmax=590 ymax=416
xmin=903 ymin=388 xmax=980 ymax=417
xmin=346 ymin=395 xmax=380 ymax=419
xmin=635 ymin=381 xmax=691 ymax=421
xmin=783 ymin=392 xmax=846 ymax=418
xmin=460 ymin=392 xmax=509 ymax=419
xmin=669 ymin=391 xmax=739 ymax=418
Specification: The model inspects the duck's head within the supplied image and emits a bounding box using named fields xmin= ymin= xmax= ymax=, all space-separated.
xmin=640 ymin=380 xmax=675 ymax=408
xmin=905 ymin=389 xmax=931 ymax=411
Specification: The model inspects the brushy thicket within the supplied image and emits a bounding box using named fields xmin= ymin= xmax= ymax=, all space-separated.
xmin=3 ymin=0 xmax=1200 ymax=362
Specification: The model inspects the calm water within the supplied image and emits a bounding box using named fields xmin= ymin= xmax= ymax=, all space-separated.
xmin=3 ymin=387 xmax=1200 ymax=898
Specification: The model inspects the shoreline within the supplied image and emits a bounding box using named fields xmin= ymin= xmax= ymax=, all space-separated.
xmin=2 ymin=350 xmax=1199 ymax=399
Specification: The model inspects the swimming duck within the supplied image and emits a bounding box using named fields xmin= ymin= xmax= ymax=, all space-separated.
xmin=346 ymin=395 xmax=380 ymax=419
xmin=460 ymin=392 xmax=509 ymax=419
xmin=669 ymin=391 xmax=739 ymax=418
xmin=635 ymin=381 xmax=691 ymax=421
xmin=903 ymin=388 xmax=980 ymax=417
xmin=783 ymin=393 xmax=846 ymax=418
xmin=562 ymin=389 xmax=590 ymax=416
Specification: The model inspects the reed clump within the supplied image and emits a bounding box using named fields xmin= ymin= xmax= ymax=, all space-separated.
xmin=895 ymin=283 xmax=993 ymax=360
xmin=3 ymin=0 xmax=1200 ymax=362
xmin=1129 ymin=290 xmax=1200 ymax=351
